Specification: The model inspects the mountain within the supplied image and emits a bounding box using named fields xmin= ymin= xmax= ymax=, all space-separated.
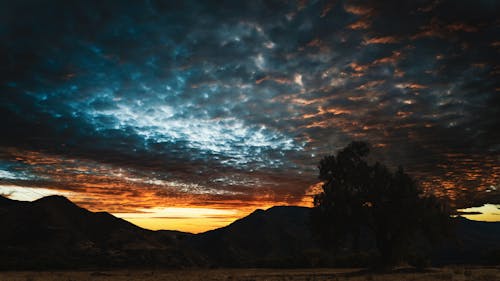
xmin=190 ymin=206 xmax=326 ymax=267
xmin=435 ymin=217 xmax=500 ymax=265
xmin=0 ymin=195 xmax=201 ymax=269
xmin=191 ymin=206 xmax=500 ymax=267
xmin=1 ymin=195 xmax=499 ymax=269
xmin=188 ymin=206 xmax=500 ymax=267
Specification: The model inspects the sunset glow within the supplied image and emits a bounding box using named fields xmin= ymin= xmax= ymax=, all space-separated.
xmin=459 ymin=204 xmax=500 ymax=223
xmin=1 ymin=0 xmax=499 ymax=232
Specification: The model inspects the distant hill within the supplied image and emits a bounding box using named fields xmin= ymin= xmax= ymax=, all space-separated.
xmin=435 ymin=217 xmax=500 ymax=265
xmin=1 ymin=195 xmax=499 ymax=269
xmin=190 ymin=206 xmax=325 ymax=267
xmin=191 ymin=206 xmax=500 ymax=267
xmin=0 ymin=195 xmax=200 ymax=269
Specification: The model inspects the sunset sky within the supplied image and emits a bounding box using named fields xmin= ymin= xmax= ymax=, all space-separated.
xmin=1 ymin=0 xmax=499 ymax=233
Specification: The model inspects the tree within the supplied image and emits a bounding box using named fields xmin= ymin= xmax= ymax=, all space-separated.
xmin=311 ymin=141 xmax=452 ymax=269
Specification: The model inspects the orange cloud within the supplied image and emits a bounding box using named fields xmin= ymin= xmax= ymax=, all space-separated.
xmin=349 ymin=62 xmax=369 ymax=72
xmin=417 ymin=0 xmax=441 ymax=13
xmin=356 ymin=80 xmax=385 ymax=90
xmin=343 ymin=3 xmax=373 ymax=16
xmin=320 ymin=0 xmax=337 ymax=18
xmin=302 ymin=106 xmax=351 ymax=120
xmin=348 ymin=19 xmax=371 ymax=30
xmin=372 ymin=51 xmax=402 ymax=65
xmin=297 ymin=0 xmax=308 ymax=11
xmin=299 ymin=182 xmax=324 ymax=206
xmin=363 ymin=36 xmax=399 ymax=45
xmin=306 ymin=38 xmax=322 ymax=48
xmin=255 ymin=76 xmax=292 ymax=85
xmin=1 ymin=148 xmax=316 ymax=233
xmin=411 ymin=19 xmax=478 ymax=40
xmin=446 ymin=23 xmax=478 ymax=33
xmin=395 ymin=83 xmax=427 ymax=90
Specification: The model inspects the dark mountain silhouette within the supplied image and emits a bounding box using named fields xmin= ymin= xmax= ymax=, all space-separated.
xmin=435 ymin=217 xmax=500 ymax=265
xmin=1 ymin=195 xmax=499 ymax=269
xmin=190 ymin=206 xmax=326 ymax=267
xmin=0 ymin=195 xmax=200 ymax=269
xmin=191 ymin=206 xmax=500 ymax=267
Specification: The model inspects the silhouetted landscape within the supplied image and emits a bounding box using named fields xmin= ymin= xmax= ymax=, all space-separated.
xmin=2 ymin=0 xmax=499 ymax=280
xmin=1 ymin=194 xmax=499 ymax=271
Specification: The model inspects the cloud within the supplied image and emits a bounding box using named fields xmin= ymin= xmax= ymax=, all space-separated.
xmin=0 ymin=0 xmax=498 ymax=222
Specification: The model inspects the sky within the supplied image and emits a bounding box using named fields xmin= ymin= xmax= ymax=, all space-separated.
xmin=1 ymin=0 xmax=499 ymax=233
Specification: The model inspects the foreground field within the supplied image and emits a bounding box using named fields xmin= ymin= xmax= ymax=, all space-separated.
xmin=0 ymin=267 xmax=499 ymax=281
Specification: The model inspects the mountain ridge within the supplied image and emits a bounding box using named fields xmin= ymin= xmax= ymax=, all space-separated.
xmin=1 ymin=195 xmax=499 ymax=269
xmin=0 ymin=195 xmax=200 ymax=269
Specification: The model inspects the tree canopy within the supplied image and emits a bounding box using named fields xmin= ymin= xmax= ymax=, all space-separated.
xmin=312 ymin=141 xmax=452 ymax=268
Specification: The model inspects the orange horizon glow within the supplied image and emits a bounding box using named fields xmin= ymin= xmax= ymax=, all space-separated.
xmin=2 ymin=183 xmax=500 ymax=233
xmin=0 ymin=184 xmax=313 ymax=233
xmin=114 ymin=206 xmax=276 ymax=234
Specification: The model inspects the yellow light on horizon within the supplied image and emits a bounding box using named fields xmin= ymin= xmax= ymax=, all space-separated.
xmin=122 ymin=217 xmax=239 ymax=234
xmin=0 ymin=185 xmax=281 ymax=233
xmin=458 ymin=204 xmax=500 ymax=222
xmin=113 ymin=207 xmax=241 ymax=233
xmin=114 ymin=206 xmax=239 ymax=218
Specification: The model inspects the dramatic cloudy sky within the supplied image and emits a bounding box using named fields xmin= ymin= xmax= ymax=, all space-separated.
xmin=1 ymin=0 xmax=499 ymax=232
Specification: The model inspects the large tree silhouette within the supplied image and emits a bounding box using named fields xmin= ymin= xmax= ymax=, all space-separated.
xmin=311 ymin=141 xmax=451 ymax=268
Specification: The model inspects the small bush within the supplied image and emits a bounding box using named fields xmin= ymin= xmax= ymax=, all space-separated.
xmin=432 ymin=271 xmax=454 ymax=280
xmin=475 ymin=272 xmax=498 ymax=281
xmin=451 ymin=266 xmax=464 ymax=275
xmin=463 ymin=268 xmax=473 ymax=277
xmin=410 ymin=255 xmax=431 ymax=271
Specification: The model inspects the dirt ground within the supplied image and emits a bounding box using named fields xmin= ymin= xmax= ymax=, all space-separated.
xmin=0 ymin=267 xmax=498 ymax=281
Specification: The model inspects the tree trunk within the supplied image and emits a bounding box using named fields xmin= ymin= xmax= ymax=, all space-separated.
xmin=351 ymin=227 xmax=360 ymax=252
xmin=376 ymin=231 xmax=394 ymax=270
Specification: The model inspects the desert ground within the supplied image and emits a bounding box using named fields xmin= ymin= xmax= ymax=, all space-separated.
xmin=0 ymin=267 xmax=498 ymax=281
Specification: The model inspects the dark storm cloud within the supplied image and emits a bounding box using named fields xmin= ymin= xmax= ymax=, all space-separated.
xmin=1 ymin=0 xmax=499 ymax=210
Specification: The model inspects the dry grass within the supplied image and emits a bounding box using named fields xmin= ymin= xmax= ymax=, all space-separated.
xmin=0 ymin=267 xmax=498 ymax=281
